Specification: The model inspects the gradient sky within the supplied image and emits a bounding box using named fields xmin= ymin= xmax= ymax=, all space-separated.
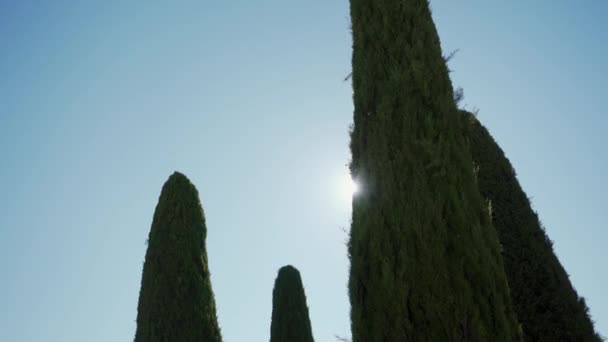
xmin=1 ymin=1 xmax=606 ymax=341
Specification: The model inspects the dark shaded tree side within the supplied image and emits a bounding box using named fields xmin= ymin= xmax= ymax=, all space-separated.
xmin=135 ymin=172 xmax=222 ymax=342
xmin=270 ymin=265 xmax=314 ymax=342
xmin=347 ymin=0 xmax=521 ymax=340
xmin=463 ymin=111 xmax=603 ymax=342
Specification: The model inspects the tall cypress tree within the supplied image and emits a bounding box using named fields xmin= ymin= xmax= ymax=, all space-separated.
xmin=270 ymin=265 xmax=314 ymax=342
xmin=135 ymin=172 xmax=222 ymax=342
xmin=463 ymin=111 xmax=603 ymax=341
xmin=347 ymin=0 xmax=521 ymax=340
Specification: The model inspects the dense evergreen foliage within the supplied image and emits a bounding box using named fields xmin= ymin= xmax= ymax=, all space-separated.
xmin=270 ymin=265 xmax=314 ymax=342
xmin=463 ymin=111 xmax=603 ymax=342
xmin=135 ymin=172 xmax=222 ymax=342
xmin=347 ymin=0 xmax=521 ymax=340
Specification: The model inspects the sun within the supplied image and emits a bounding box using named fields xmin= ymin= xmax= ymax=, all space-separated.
xmin=344 ymin=173 xmax=359 ymax=198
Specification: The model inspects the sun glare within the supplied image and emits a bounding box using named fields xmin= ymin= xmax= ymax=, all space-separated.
xmin=344 ymin=173 xmax=359 ymax=198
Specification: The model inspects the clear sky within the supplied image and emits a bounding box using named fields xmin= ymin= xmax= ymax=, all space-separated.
xmin=0 ymin=1 xmax=605 ymax=341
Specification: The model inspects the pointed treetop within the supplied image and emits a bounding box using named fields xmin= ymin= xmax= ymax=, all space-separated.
xmin=135 ymin=171 xmax=221 ymax=341
xmin=270 ymin=265 xmax=314 ymax=342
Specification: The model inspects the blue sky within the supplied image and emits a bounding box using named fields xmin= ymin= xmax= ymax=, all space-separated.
xmin=0 ymin=1 xmax=605 ymax=340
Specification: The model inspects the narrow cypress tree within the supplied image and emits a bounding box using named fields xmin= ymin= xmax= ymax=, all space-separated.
xmin=348 ymin=0 xmax=521 ymax=340
xmin=135 ymin=172 xmax=222 ymax=342
xmin=463 ymin=111 xmax=603 ymax=342
xmin=270 ymin=265 xmax=314 ymax=342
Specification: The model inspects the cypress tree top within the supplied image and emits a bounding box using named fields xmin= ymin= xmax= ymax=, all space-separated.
xmin=348 ymin=0 xmax=521 ymax=340
xmin=270 ymin=265 xmax=314 ymax=342
xmin=135 ymin=171 xmax=222 ymax=342
xmin=464 ymin=112 xmax=603 ymax=342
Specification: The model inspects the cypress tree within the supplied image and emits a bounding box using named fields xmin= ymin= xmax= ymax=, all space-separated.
xmin=270 ymin=265 xmax=314 ymax=342
xmin=347 ymin=0 xmax=521 ymax=340
xmin=463 ymin=111 xmax=603 ymax=341
xmin=135 ymin=172 xmax=222 ymax=342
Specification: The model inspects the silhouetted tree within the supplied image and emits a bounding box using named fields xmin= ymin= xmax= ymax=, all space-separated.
xmin=135 ymin=172 xmax=222 ymax=342
xmin=270 ymin=265 xmax=314 ymax=342
xmin=347 ymin=0 xmax=521 ymax=340
xmin=464 ymin=111 xmax=603 ymax=342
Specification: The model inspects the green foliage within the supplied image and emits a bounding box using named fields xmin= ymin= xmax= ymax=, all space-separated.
xmin=135 ymin=172 xmax=222 ymax=342
xmin=270 ymin=265 xmax=314 ymax=342
xmin=463 ymin=112 xmax=603 ymax=342
xmin=347 ymin=0 xmax=521 ymax=340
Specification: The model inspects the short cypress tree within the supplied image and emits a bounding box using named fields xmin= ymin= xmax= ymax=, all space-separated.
xmin=270 ymin=265 xmax=314 ymax=342
xmin=135 ymin=172 xmax=222 ymax=342
xmin=348 ymin=0 xmax=521 ymax=340
xmin=464 ymin=111 xmax=603 ymax=341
